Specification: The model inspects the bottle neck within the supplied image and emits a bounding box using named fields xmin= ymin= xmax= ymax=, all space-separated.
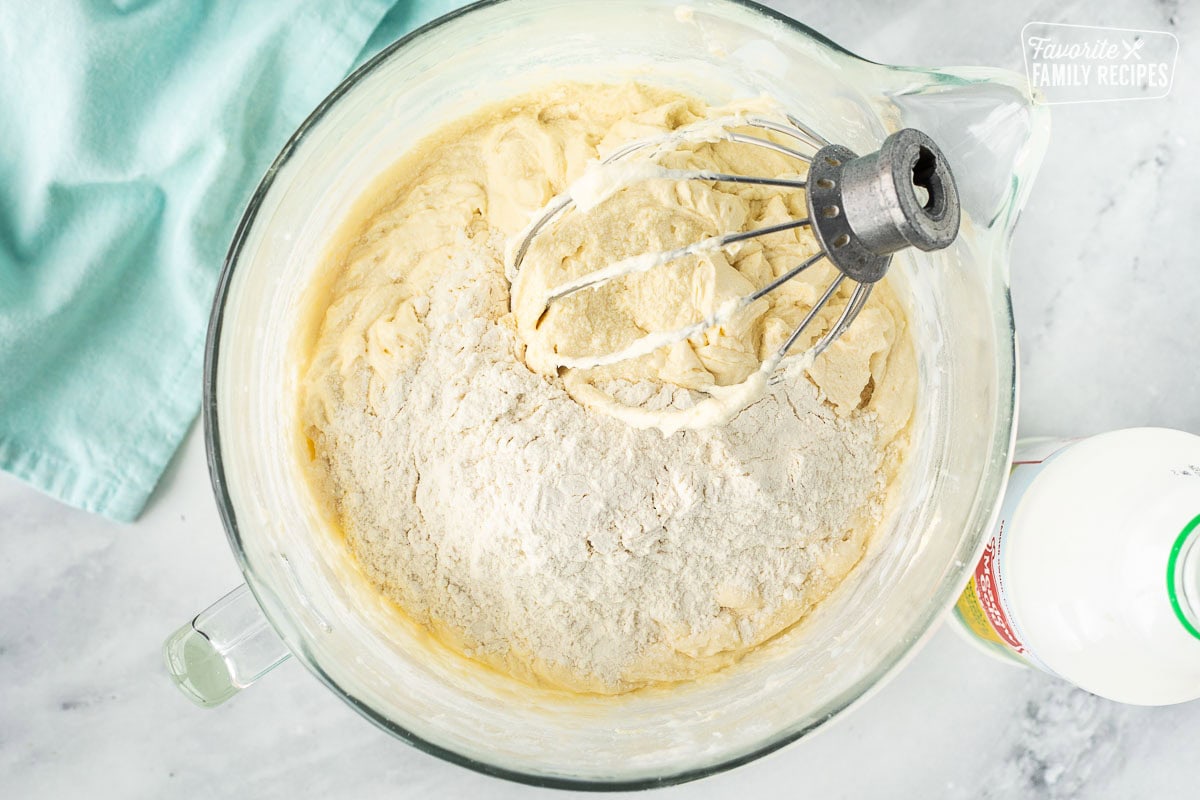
xmin=1168 ymin=514 xmax=1200 ymax=641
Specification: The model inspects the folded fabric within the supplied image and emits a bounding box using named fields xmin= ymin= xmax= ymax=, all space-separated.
xmin=0 ymin=0 xmax=459 ymax=522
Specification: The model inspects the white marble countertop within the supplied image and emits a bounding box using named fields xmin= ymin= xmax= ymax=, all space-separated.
xmin=3 ymin=1 xmax=1198 ymax=797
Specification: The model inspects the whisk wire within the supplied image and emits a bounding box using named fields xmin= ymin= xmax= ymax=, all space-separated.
xmin=813 ymin=281 xmax=872 ymax=357
xmin=681 ymin=172 xmax=807 ymax=189
xmin=542 ymin=219 xmax=812 ymax=307
xmin=781 ymin=272 xmax=845 ymax=356
xmin=784 ymin=114 xmax=831 ymax=147
xmin=724 ymin=131 xmax=813 ymax=162
xmin=747 ymin=249 xmax=826 ymax=304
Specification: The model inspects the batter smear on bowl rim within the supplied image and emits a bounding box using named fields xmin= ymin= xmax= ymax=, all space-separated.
xmin=297 ymin=81 xmax=916 ymax=693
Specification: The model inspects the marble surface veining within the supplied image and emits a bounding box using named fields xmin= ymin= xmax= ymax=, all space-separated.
xmin=2 ymin=0 xmax=1199 ymax=797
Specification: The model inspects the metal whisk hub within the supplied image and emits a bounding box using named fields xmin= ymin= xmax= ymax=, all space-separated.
xmin=806 ymin=129 xmax=960 ymax=285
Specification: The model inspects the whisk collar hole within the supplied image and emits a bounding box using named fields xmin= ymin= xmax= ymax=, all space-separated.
xmin=910 ymin=145 xmax=944 ymax=217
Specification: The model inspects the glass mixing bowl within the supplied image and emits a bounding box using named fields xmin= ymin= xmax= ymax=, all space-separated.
xmin=164 ymin=0 xmax=1049 ymax=788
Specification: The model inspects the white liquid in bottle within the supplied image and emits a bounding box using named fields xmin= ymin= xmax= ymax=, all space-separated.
xmin=951 ymin=427 xmax=1200 ymax=705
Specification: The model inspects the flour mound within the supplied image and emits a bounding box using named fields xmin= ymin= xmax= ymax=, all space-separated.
xmin=311 ymin=236 xmax=885 ymax=692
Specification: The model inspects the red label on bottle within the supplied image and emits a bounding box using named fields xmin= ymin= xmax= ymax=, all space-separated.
xmin=953 ymin=438 xmax=1078 ymax=675
xmin=971 ymin=529 xmax=1025 ymax=652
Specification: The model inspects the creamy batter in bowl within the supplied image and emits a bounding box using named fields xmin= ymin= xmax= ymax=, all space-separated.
xmin=299 ymin=82 xmax=919 ymax=694
xmin=192 ymin=0 xmax=1048 ymax=787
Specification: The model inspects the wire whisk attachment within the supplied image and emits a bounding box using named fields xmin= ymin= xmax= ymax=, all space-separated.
xmin=507 ymin=114 xmax=960 ymax=432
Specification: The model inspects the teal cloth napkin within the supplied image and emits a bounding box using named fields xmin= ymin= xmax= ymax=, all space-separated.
xmin=0 ymin=0 xmax=460 ymax=521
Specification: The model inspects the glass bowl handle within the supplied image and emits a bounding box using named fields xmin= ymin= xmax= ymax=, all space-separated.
xmin=163 ymin=584 xmax=292 ymax=707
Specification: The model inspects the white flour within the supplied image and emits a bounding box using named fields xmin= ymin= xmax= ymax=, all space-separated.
xmin=312 ymin=234 xmax=887 ymax=692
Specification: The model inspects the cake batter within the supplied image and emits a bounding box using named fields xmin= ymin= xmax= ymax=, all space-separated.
xmin=298 ymin=82 xmax=916 ymax=692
